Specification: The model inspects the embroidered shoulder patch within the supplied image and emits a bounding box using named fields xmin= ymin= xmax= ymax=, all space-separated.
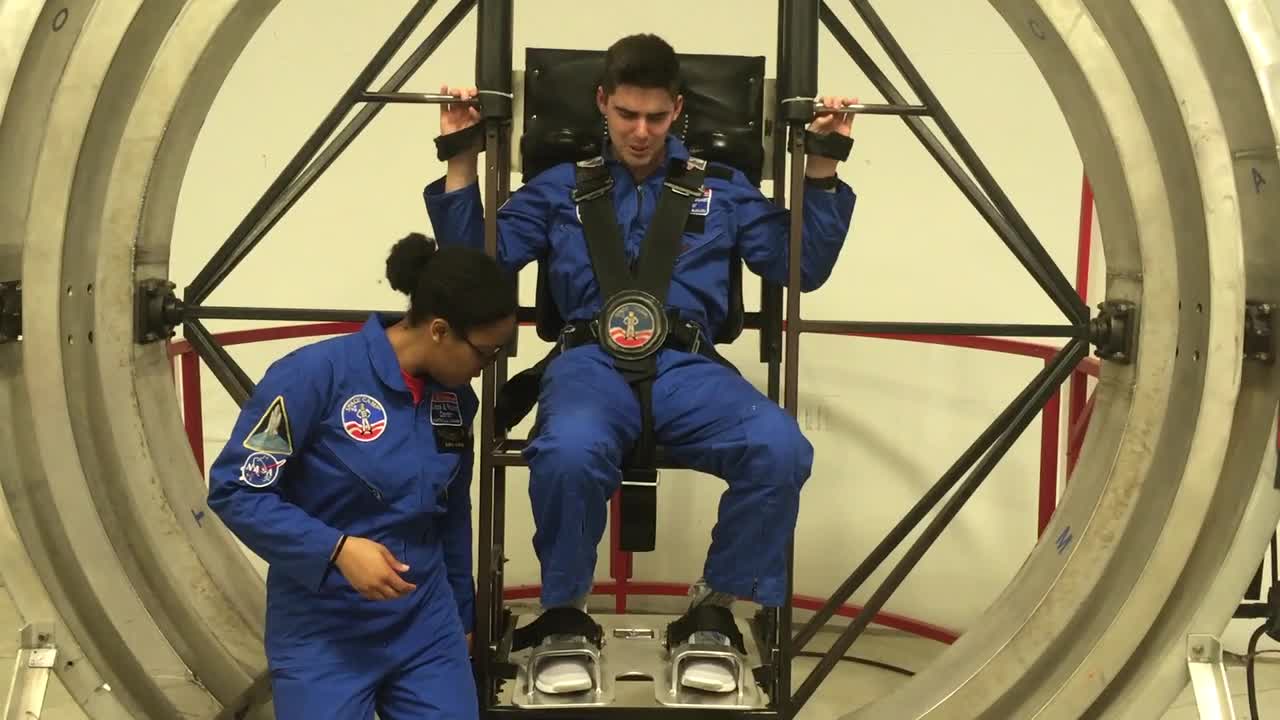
xmin=242 ymin=396 xmax=294 ymax=455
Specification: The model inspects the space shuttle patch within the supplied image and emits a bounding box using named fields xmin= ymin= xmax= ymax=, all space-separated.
xmin=242 ymin=395 xmax=294 ymax=455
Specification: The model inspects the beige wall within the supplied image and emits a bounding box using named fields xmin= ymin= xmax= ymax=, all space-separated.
xmin=172 ymin=0 xmax=1092 ymax=634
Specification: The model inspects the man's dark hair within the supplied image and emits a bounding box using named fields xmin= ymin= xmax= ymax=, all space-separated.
xmin=601 ymin=34 xmax=681 ymax=98
xmin=385 ymin=233 xmax=517 ymax=334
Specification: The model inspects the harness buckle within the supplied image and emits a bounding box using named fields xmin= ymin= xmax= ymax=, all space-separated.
xmin=662 ymin=180 xmax=705 ymax=198
xmin=621 ymin=470 xmax=660 ymax=488
xmin=572 ymin=181 xmax=614 ymax=204
xmin=558 ymin=324 xmax=577 ymax=354
xmin=687 ymin=322 xmax=702 ymax=356
xmin=596 ymin=290 xmax=668 ymax=361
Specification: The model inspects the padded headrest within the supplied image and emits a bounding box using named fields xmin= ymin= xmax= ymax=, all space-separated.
xmin=520 ymin=48 xmax=766 ymax=185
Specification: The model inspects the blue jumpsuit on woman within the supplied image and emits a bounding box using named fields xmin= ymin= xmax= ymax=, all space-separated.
xmin=423 ymin=135 xmax=855 ymax=610
xmin=207 ymin=314 xmax=479 ymax=719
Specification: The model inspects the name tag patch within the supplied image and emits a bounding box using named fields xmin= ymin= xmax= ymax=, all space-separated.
xmin=430 ymin=391 xmax=463 ymax=427
xmin=690 ymin=188 xmax=712 ymax=216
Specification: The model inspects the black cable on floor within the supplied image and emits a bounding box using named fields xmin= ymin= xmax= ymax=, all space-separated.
xmin=1250 ymin=623 xmax=1268 ymax=720
xmin=796 ymin=650 xmax=914 ymax=677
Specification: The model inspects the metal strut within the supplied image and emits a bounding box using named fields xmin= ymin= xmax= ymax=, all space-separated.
xmin=3 ymin=624 xmax=56 ymax=720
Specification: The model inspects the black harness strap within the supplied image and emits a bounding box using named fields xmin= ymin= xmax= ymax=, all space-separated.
xmin=635 ymin=157 xmax=708 ymax=302
xmin=572 ymin=158 xmax=630 ymax=299
xmin=573 ymin=155 xmax=708 ymax=552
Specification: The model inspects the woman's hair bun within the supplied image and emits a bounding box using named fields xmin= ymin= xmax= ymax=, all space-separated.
xmin=385 ymin=232 xmax=438 ymax=295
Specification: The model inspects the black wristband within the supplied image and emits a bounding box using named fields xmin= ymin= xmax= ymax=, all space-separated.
xmin=435 ymin=123 xmax=487 ymax=161
xmin=329 ymin=534 xmax=349 ymax=564
xmin=804 ymin=173 xmax=839 ymax=191
xmin=804 ymin=129 xmax=854 ymax=162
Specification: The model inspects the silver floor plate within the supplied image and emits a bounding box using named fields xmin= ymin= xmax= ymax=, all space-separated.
xmin=504 ymin=612 xmax=772 ymax=710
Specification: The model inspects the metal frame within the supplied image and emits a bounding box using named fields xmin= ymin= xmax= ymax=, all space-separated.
xmin=2 ymin=625 xmax=55 ymax=720
xmin=154 ymin=2 xmax=1100 ymax=713
xmin=2 ymin=0 xmax=1279 ymax=719
xmin=1186 ymin=634 xmax=1237 ymax=720
xmin=162 ymin=2 xmax=1100 ymax=713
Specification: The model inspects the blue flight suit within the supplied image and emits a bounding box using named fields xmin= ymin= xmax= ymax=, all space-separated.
xmin=207 ymin=314 xmax=479 ymax=719
xmin=424 ymin=134 xmax=855 ymax=608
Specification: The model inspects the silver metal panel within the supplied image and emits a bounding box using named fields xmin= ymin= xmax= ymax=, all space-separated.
xmin=512 ymin=634 xmax=617 ymax=708
xmin=659 ymin=636 xmax=764 ymax=709
xmin=504 ymin=613 xmax=767 ymax=711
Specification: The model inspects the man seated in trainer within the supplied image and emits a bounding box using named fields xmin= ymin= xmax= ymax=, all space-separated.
xmin=424 ymin=33 xmax=857 ymax=694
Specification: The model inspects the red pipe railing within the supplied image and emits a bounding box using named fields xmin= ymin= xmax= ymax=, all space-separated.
xmin=167 ymin=173 xmax=1102 ymax=648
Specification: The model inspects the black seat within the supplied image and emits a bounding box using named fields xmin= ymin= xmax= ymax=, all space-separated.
xmin=519 ymin=47 xmax=767 ymax=345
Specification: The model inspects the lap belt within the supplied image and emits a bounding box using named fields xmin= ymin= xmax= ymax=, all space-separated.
xmin=666 ymin=604 xmax=747 ymax=656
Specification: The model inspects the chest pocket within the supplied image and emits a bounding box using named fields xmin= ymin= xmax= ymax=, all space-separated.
xmin=327 ymin=432 xmax=419 ymax=509
xmin=677 ymin=198 xmax=728 ymax=263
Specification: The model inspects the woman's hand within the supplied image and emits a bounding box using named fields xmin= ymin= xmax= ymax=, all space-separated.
xmin=334 ymin=536 xmax=417 ymax=600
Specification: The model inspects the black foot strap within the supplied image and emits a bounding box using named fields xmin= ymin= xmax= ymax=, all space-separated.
xmin=512 ymin=607 xmax=603 ymax=652
xmin=666 ymin=605 xmax=747 ymax=655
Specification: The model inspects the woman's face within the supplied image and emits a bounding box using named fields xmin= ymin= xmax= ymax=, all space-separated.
xmin=429 ymin=314 xmax=517 ymax=387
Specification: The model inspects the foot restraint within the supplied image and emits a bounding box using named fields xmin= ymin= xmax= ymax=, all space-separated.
xmin=512 ymin=608 xmax=611 ymax=701
xmin=663 ymin=605 xmax=752 ymax=696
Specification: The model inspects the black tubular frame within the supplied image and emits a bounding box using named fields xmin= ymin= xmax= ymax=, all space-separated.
xmin=168 ymin=1 xmax=1101 ymax=717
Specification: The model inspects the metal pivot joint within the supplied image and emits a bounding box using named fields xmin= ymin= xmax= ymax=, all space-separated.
xmin=0 ymin=281 xmax=20 ymax=344
xmin=1186 ymin=634 xmax=1237 ymax=719
xmin=4 ymin=624 xmax=57 ymax=720
xmin=1089 ymin=300 xmax=1137 ymax=363
xmin=136 ymin=279 xmax=184 ymax=344
xmin=1245 ymin=301 xmax=1274 ymax=363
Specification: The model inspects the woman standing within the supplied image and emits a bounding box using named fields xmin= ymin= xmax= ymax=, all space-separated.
xmin=207 ymin=233 xmax=516 ymax=718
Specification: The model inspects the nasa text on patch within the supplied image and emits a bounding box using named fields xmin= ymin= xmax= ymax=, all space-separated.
xmin=239 ymin=452 xmax=286 ymax=488
xmin=243 ymin=395 xmax=294 ymax=455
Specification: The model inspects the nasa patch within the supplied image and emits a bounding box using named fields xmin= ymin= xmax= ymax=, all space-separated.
xmin=342 ymin=394 xmax=388 ymax=442
xmin=239 ymin=452 xmax=286 ymax=488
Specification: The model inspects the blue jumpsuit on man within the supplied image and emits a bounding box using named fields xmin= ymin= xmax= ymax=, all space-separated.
xmin=424 ymin=135 xmax=855 ymax=608
xmin=207 ymin=315 xmax=479 ymax=719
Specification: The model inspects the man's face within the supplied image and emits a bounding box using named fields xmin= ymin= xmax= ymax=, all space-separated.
xmin=596 ymin=84 xmax=683 ymax=173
